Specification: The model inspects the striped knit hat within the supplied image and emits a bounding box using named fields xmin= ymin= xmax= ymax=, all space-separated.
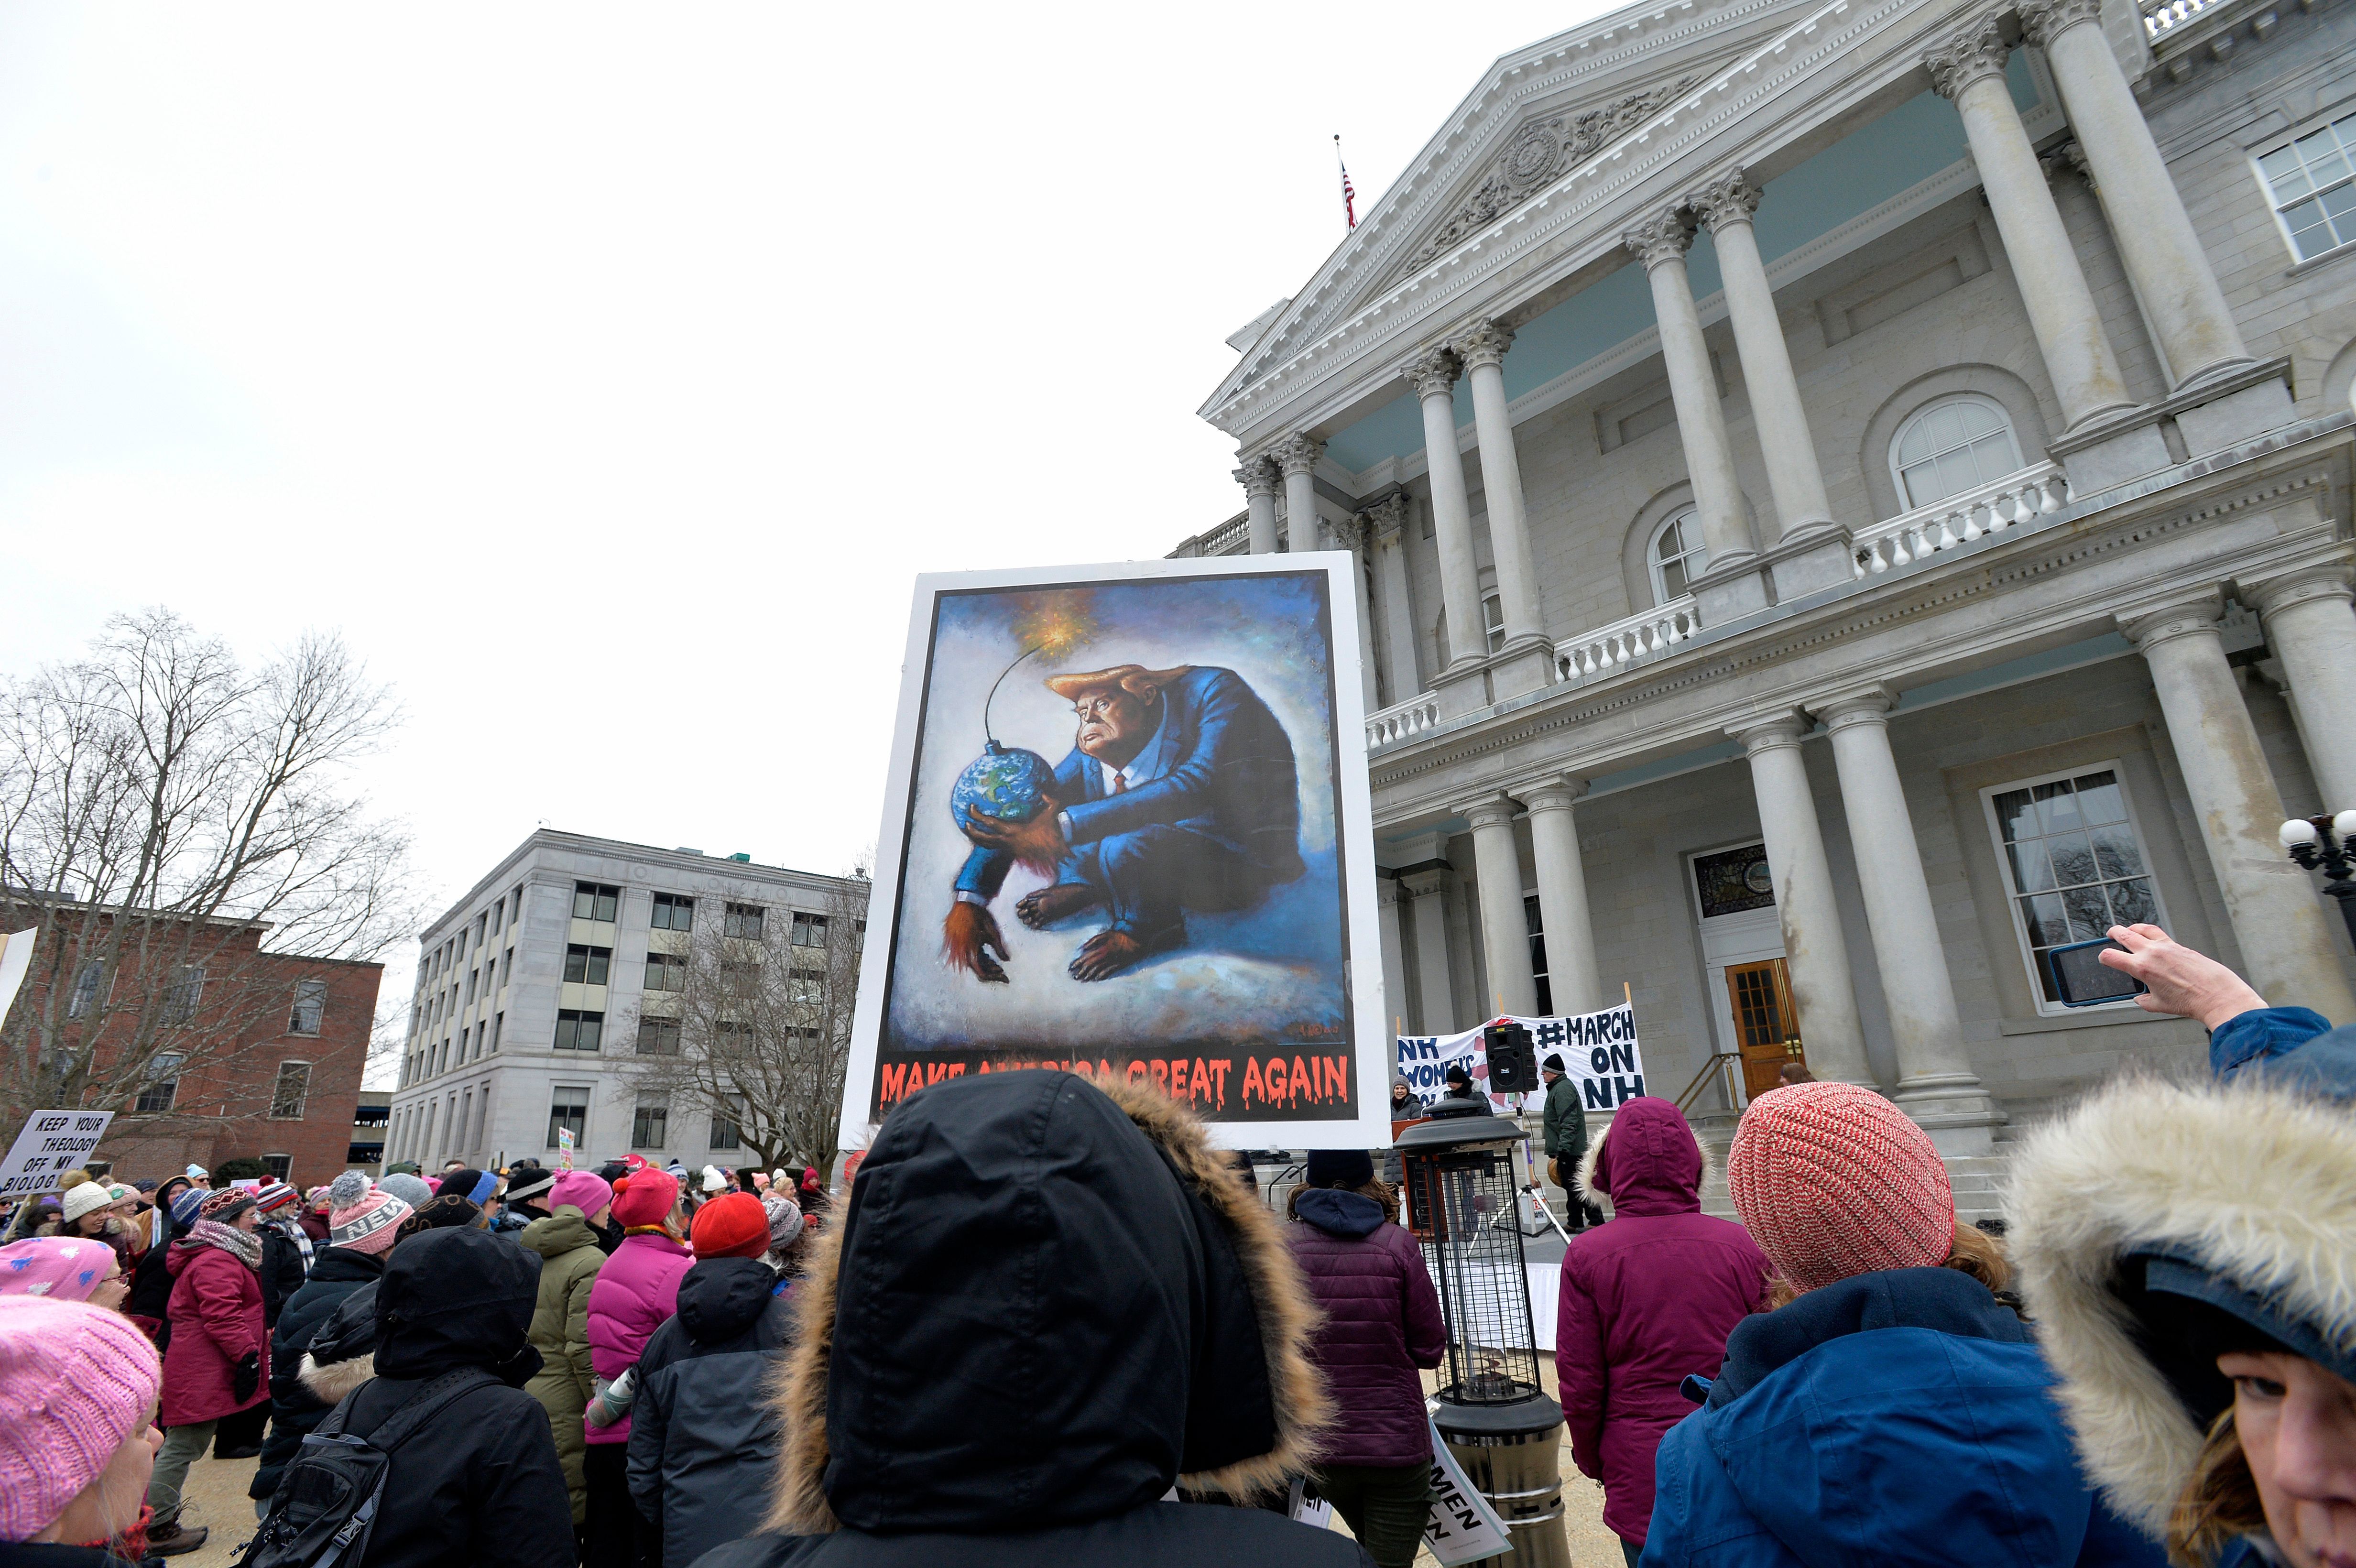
xmin=1728 ymin=1081 xmax=1955 ymax=1294
xmin=326 ymin=1171 xmax=412 ymax=1256
xmin=252 ymin=1181 xmax=302 ymax=1216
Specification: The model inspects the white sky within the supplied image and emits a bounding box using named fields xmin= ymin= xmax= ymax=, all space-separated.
xmin=0 ymin=2 xmax=1614 ymax=1065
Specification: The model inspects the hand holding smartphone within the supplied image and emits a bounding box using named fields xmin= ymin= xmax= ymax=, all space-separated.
xmin=2047 ymin=936 xmax=2151 ymax=1008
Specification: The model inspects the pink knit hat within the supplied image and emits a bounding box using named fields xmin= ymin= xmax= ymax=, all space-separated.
xmin=325 ymin=1171 xmax=412 ymax=1257
xmin=548 ymin=1170 xmax=612 ymax=1219
xmin=0 ymin=1240 xmax=119 ymax=1303
xmin=1728 ymin=1081 xmax=1955 ymax=1294
xmin=0 ymin=1295 xmax=160 ymax=1542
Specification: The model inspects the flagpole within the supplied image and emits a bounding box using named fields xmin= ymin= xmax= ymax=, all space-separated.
xmin=1334 ymin=134 xmax=1356 ymax=230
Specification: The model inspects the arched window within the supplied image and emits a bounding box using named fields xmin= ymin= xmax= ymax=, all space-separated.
xmin=1889 ymin=395 xmax=2024 ymax=509
xmin=1647 ymin=510 xmax=1707 ymax=604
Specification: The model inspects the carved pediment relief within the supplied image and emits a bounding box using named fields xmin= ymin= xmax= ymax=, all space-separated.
xmin=1392 ymin=74 xmax=1704 ymax=281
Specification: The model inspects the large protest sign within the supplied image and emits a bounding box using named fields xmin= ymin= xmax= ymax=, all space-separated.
xmin=1397 ymin=1001 xmax=1645 ymax=1115
xmin=0 ymin=929 xmax=36 ymax=1025
xmin=0 ymin=1110 xmax=115 ymax=1200
xmin=842 ymin=555 xmax=1392 ymax=1150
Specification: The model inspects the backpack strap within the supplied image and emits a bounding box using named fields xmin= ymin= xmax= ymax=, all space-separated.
xmin=345 ymin=1366 xmax=502 ymax=1452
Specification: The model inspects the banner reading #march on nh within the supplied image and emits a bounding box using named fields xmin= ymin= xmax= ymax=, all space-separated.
xmin=1397 ymin=1002 xmax=1646 ymax=1114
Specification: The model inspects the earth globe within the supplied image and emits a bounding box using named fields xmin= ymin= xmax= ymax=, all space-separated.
xmin=951 ymin=740 xmax=1058 ymax=840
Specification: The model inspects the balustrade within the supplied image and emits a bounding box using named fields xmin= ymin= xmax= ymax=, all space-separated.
xmin=1365 ymin=692 xmax=1441 ymax=749
xmin=1555 ymin=599 xmax=1702 ymax=681
xmin=1852 ymin=465 xmax=2067 ymax=577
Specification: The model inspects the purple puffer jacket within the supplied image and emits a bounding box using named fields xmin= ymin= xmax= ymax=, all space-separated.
xmin=1555 ymin=1096 xmax=1771 ymax=1546
xmin=584 ymin=1230 xmax=694 ymax=1445
xmin=1285 ymin=1187 xmax=1445 ymax=1469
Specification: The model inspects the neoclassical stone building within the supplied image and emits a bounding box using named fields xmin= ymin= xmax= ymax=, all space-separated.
xmin=1180 ymin=0 xmax=2356 ymax=1157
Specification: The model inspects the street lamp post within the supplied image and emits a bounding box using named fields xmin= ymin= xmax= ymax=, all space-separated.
xmin=2280 ymin=809 xmax=2356 ymax=948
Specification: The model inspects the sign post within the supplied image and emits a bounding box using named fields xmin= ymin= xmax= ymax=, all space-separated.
xmin=0 ymin=1110 xmax=116 ymax=1201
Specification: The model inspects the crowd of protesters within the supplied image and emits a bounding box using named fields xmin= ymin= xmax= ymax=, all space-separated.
xmin=0 ymin=919 xmax=2350 ymax=1568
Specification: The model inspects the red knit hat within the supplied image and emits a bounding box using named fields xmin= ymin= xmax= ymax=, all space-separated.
xmin=608 ymin=1165 xmax=681 ymax=1230
xmin=1728 ymin=1081 xmax=1955 ymax=1294
xmin=690 ymin=1192 xmax=772 ymax=1261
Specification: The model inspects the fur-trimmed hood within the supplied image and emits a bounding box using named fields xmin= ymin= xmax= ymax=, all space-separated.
xmin=767 ymin=1069 xmax=1327 ymax=1537
xmin=2008 ymin=1069 xmax=2356 ymax=1534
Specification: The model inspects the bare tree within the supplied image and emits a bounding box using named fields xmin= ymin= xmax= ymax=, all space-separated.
xmin=617 ymin=872 xmax=868 ymax=1173
xmin=0 ymin=610 xmax=419 ymax=1132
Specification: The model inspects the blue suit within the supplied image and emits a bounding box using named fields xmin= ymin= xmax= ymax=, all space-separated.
xmin=954 ymin=666 xmax=1304 ymax=948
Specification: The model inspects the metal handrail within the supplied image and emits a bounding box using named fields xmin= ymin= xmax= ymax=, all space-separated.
xmin=1673 ymin=1051 xmax=1745 ymax=1115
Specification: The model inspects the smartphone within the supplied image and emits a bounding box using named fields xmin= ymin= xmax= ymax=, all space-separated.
xmin=2046 ymin=936 xmax=2149 ymax=1008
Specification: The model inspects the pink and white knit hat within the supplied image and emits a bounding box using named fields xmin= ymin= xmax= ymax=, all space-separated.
xmin=0 ymin=1295 xmax=159 ymax=1542
xmin=326 ymin=1171 xmax=412 ymax=1257
xmin=1728 ymin=1080 xmax=1956 ymax=1294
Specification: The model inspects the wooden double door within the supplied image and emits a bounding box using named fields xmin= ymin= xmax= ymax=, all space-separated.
xmin=1725 ymin=958 xmax=1806 ymax=1099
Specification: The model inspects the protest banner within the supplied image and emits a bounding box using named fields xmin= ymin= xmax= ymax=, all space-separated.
xmin=0 ymin=1109 xmax=116 ymax=1200
xmin=1421 ymin=1419 xmax=1515 ymax=1565
xmin=1397 ymin=1000 xmax=1646 ymax=1115
xmin=0 ymin=928 xmax=35 ymax=1025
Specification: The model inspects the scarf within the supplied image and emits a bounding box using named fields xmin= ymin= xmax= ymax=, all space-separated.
xmin=177 ymin=1218 xmax=263 ymax=1269
xmin=268 ymin=1217 xmax=315 ymax=1274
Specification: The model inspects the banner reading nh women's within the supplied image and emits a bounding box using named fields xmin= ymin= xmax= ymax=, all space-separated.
xmin=1396 ymin=1002 xmax=1645 ymax=1114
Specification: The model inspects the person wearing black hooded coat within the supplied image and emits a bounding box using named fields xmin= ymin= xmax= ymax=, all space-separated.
xmin=313 ymin=1225 xmax=575 ymax=1568
xmin=692 ymin=1067 xmax=1370 ymax=1568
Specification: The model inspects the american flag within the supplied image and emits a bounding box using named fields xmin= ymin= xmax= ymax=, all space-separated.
xmin=1335 ymin=135 xmax=1356 ymax=229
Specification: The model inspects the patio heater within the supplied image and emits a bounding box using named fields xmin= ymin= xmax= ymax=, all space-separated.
xmin=1398 ymin=1098 xmax=1570 ymax=1568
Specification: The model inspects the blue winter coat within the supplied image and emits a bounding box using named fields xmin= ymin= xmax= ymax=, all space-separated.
xmin=1640 ymin=1268 xmax=2166 ymax=1568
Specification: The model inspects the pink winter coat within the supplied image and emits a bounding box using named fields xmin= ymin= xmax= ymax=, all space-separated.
xmin=1553 ymin=1096 xmax=1772 ymax=1547
xmin=584 ymin=1230 xmax=693 ymax=1445
xmin=160 ymin=1238 xmax=270 ymax=1426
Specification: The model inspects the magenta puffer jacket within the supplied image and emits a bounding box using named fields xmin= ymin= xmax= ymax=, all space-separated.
xmin=584 ymin=1230 xmax=693 ymax=1445
xmin=1285 ymin=1188 xmax=1445 ymax=1469
xmin=1555 ymin=1096 xmax=1772 ymax=1547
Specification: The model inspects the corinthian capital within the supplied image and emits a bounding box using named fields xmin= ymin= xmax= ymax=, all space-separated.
xmin=1232 ymin=454 xmax=1280 ymax=499
xmin=1925 ymin=16 xmax=2010 ymax=99
xmin=1361 ymin=492 xmax=1413 ymax=544
xmin=1690 ymin=169 xmax=1763 ymax=232
xmin=1623 ymin=207 xmax=1694 ymax=271
xmin=1452 ymin=319 xmax=1515 ymax=372
xmin=1273 ymin=432 xmax=1324 ymax=477
xmin=2018 ymin=0 xmax=2101 ymax=47
xmin=1405 ymin=346 xmax=1462 ymax=399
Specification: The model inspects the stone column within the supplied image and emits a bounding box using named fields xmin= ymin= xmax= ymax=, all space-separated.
xmin=2250 ymin=566 xmax=2356 ymax=813
xmin=1376 ymin=874 xmax=1410 ymax=1034
xmin=1523 ymin=776 xmax=1603 ymax=1017
xmin=1401 ymin=867 xmax=1460 ymax=1033
xmin=1817 ymin=688 xmax=2000 ymax=1145
xmin=1458 ymin=793 xmax=1539 ymax=1018
xmin=1364 ymin=494 xmax=1424 ymax=705
xmin=1454 ymin=320 xmax=1548 ymax=673
xmin=1274 ymin=433 xmax=1323 ymax=554
xmin=1729 ymin=713 xmax=1872 ymax=1084
xmin=1235 ymin=456 xmax=1281 ymax=555
xmin=1927 ymin=18 xmax=2136 ymax=431
xmin=1407 ymin=347 xmax=1485 ymax=671
xmin=2122 ymin=598 xmax=2356 ymax=1017
xmin=1626 ymin=208 xmax=1762 ymax=620
xmin=2021 ymin=0 xmax=2248 ymax=386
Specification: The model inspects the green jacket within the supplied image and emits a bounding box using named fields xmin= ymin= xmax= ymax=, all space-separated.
xmin=521 ymin=1207 xmax=606 ymax=1524
xmin=1542 ymin=1073 xmax=1587 ymax=1160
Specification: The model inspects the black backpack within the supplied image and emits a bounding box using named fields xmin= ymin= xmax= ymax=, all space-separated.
xmin=233 ymin=1366 xmax=498 ymax=1568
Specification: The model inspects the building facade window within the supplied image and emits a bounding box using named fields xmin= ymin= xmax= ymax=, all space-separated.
xmin=1981 ymin=763 xmax=2166 ymax=1013
xmin=553 ymin=1009 xmax=605 ymax=1051
xmin=261 ymin=1154 xmax=292 ymax=1181
xmin=573 ymin=882 xmax=621 ymax=923
xmin=135 ymin=1054 xmax=184 ymax=1114
xmin=1523 ymin=894 xmax=1552 ymax=1017
xmin=790 ymin=912 xmax=828 ymax=947
xmin=644 ymin=953 xmax=687 ymax=992
xmin=652 ymin=893 xmax=695 ymax=932
xmin=1647 ymin=510 xmax=1707 ymax=604
xmin=709 ymin=1107 xmax=741 ymax=1150
xmin=1889 ymin=395 xmax=2023 ymax=509
xmin=1482 ymin=592 xmax=1506 ymax=654
xmin=724 ymin=903 xmax=766 ymax=939
xmin=638 ymin=1018 xmax=683 ymax=1055
xmin=269 ymin=1061 xmax=313 ymax=1120
xmin=289 ymin=979 xmax=328 ymax=1036
xmin=490 ymin=1012 xmax=502 ymax=1052
xmin=2257 ymin=111 xmax=2356 ymax=261
xmin=632 ymin=1101 xmax=668 ymax=1149
xmin=788 ymin=974 xmax=825 ymax=1005
xmin=161 ymin=965 xmax=205 ymax=1025
xmin=66 ymin=960 xmax=106 ymax=1021
xmin=547 ymin=1087 xmax=589 ymax=1150
xmin=563 ymin=944 xmax=612 ymax=986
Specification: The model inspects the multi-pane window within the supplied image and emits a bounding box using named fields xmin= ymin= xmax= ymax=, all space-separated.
xmin=724 ymin=903 xmax=766 ymax=939
xmin=289 ymin=979 xmax=328 ymax=1036
xmin=1482 ymin=592 xmax=1506 ymax=654
xmin=788 ymin=974 xmax=825 ymax=1006
xmin=652 ymin=893 xmax=695 ymax=932
xmin=547 ymin=1087 xmax=589 ymax=1150
xmin=563 ymin=945 xmax=612 ymax=986
xmin=790 ymin=912 xmax=829 ymax=947
xmin=554 ymin=1009 xmax=605 ymax=1052
xmin=1648 ymin=510 xmax=1707 ymax=604
xmin=2257 ymin=111 xmax=2356 ymax=260
xmin=632 ymin=1102 xmax=668 ymax=1149
xmin=644 ymin=953 xmax=687 ymax=993
xmin=573 ymin=882 xmax=621 ymax=923
xmin=709 ymin=1107 xmax=742 ymax=1150
xmin=1984 ymin=765 xmax=2166 ymax=1010
xmin=135 ymin=1054 xmax=184 ymax=1114
xmin=161 ymin=965 xmax=206 ymax=1025
xmin=269 ymin=1061 xmax=313 ymax=1120
xmin=262 ymin=1154 xmax=292 ymax=1181
xmin=638 ymin=1018 xmax=683 ymax=1056
xmin=66 ymin=960 xmax=106 ymax=1020
xmin=1524 ymin=894 xmax=1552 ymax=1018
xmin=1889 ymin=396 xmax=2023 ymax=510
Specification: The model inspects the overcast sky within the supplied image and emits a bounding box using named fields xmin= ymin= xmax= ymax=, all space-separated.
xmin=0 ymin=2 xmax=1613 ymax=1064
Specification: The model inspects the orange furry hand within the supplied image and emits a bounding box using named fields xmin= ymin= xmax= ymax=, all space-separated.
xmin=944 ymin=899 xmax=1012 ymax=983
xmin=963 ymin=796 xmax=1066 ymax=879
